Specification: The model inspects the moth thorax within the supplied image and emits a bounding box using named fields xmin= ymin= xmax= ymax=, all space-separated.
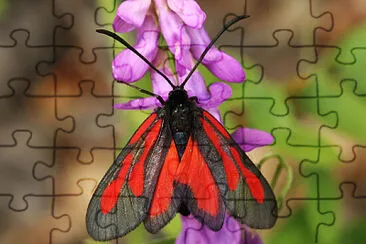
xmin=170 ymin=103 xmax=192 ymax=132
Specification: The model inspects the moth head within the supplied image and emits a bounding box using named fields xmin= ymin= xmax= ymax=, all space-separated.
xmin=168 ymin=87 xmax=189 ymax=103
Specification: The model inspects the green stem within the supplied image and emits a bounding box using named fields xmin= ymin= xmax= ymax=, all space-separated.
xmin=257 ymin=154 xmax=293 ymax=210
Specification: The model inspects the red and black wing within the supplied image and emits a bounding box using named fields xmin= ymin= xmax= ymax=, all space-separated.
xmin=186 ymin=109 xmax=277 ymax=229
xmin=86 ymin=111 xmax=179 ymax=240
xmin=173 ymin=132 xmax=227 ymax=231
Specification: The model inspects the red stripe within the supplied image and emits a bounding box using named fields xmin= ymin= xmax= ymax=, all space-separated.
xmin=129 ymin=113 xmax=157 ymax=144
xmin=100 ymin=153 xmax=134 ymax=214
xmin=128 ymin=120 xmax=162 ymax=196
xmin=203 ymin=111 xmax=230 ymax=139
xmin=230 ymin=148 xmax=264 ymax=203
xmin=100 ymin=119 xmax=162 ymax=214
xmin=201 ymin=117 xmax=264 ymax=203
xmin=201 ymin=118 xmax=239 ymax=191
xmin=176 ymin=137 xmax=220 ymax=216
xmin=148 ymin=141 xmax=179 ymax=217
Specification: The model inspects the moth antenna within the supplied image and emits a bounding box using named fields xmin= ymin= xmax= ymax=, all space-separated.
xmin=117 ymin=80 xmax=165 ymax=105
xmin=180 ymin=14 xmax=250 ymax=88
xmin=96 ymin=29 xmax=176 ymax=89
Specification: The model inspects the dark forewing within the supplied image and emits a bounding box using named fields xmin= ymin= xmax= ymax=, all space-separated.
xmin=86 ymin=110 xmax=175 ymax=240
xmin=194 ymin=109 xmax=277 ymax=229
xmin=143 ymin=137 xmax=182 ymax=233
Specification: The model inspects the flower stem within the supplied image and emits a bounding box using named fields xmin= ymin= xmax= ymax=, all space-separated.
xmin=258 ymin=154 xmax=293 ymax=210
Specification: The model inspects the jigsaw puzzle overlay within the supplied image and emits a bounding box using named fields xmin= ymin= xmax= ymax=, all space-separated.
xmin=1 ymin=0 xmax=366 ymax=243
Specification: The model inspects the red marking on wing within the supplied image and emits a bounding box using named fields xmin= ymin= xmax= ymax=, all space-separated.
xmin=148 ymin=141 xmax=179 ymax=217
xmin=129 ymin=113 xmax=157 ymax=144
xmin=230 ymin=148 xmax=264 ymax=203
xmin=201 ymin=118 xmax=239 ymax=191
xmin=100 ymin=118 xmax=162 ymax=214
xmin=202 ymin=111 xmax=230 ymax=139
xmin=176 ymin=137 xmax=220 ymax=216
xmin=201 ymin=116 xmax=264 ymax=203
xmin=128 ymin=119 xmax=162 ymax=196
xmin=100 ymin=153 xmax=134 ymax=214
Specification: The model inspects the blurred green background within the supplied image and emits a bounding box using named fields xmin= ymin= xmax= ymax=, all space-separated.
xmin=0 ymin=0 xmax=366 ymax=243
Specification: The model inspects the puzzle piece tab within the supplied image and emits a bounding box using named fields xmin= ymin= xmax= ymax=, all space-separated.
xmin=0 ymin=195 xmax=70 ymax=244
xmin=0 ymin=79 xmax=73 ymax=145
xmin=54 ymin=81 xmax=114 ymax=162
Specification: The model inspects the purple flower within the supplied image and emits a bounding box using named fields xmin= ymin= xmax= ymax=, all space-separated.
xmin=111 ymin=0 xmax=245 ymax=84
xmin=187 ymin=27 xmax=246 ymax=82
xmin=167 ymin=0 xmax=206 ymax=28
xmin=112 ymin=13 xmax=159 ymax=82
xmin=176 ymin=214 xmax=263 ymax=244
xmin=232 ymin=128 xmax=274 ymax=152
xmin=113 ymin=0 xmax=151 ymax=32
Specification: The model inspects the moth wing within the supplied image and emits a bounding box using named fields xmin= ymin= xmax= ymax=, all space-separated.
xmin=143 ymin=136 xmax=183 ymax=233
xmin=195 ymin=110 xmax=277 ymax=229
xmin=86 ymin=111 xmax=174 ymax=240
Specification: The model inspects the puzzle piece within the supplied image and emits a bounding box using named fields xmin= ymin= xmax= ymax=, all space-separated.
xmin=51 ymin=180 xmax=106 ymax=243
xmin=245 ymin=0 xmax=333 ymax=46
xmin=302 ymin=145 xmax=366 ymax=199
xmin=0 ymin=195 xmax=70 ymax=244
xmin=314 ymin=183 xmax=366 ymax=244
xmin=94 ymin=0 xmax=119 ymax=27
xmin=54 ymin=81 xmax=114 ymax=162
xmin=0 ymin=30 xmax=54 ymax=96
xmin=224 ymin=86 xmax=337 ymax=147
xmin=53 ymin=0 xmax=115 ymax=60
xmin=198 ymin=0 xmax=332 ymax=46
xmin=0 ymin=131 xmax=53 ymax=210
xmin=97 ymin=99 xmax=153 ymax=149
xmin=34 ymin=149 xmax=114 ymax=195
xmin=270 ymin=198 xmax=335 ymax=244
xmin=298 ymin=46 xmax=366 ymax=96
xmin=37 ymin=47 xmax=115 ymax=96
xmin=0 ymin=0 xmax=71 ymax=46
xmin=0 ymin=79 xmax=73 ymax=145
xmin=317 ymin=81 xmax=366 ymax=160
xmin=242 ymin=29 xmax=317 ymax=81
xmin=315 ymin=0 xmax=366 ymax=51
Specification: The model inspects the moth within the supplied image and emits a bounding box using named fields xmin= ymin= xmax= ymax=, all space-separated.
xmin=86 ymin=15 xmax=277 ymax=241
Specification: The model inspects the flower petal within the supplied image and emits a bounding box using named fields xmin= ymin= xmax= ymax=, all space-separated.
xmin=231 ymin=128 xmax=274 ymax=152
xmin=179 ymin=70 xmax=210 ymax=100
xmin=151 ymin=49 xmax=177 ymax=97
xmin=113 ymin=0 xmax=151 ymax=32
xmin=205 ymin=52 xmax=246 ymax=82
xmin=154 ymin=0 xmax=192 ymax=69
xmin=167 ymin=0 xmax=206 ymax=28
xmin=198 ymin=82 xmax=232 ymax=108
xmin=114 ymin=97 xmax=163 ymax=110
xmin=176 ymin=214 xmax=249 ymax=244
xmin=187 ymin=27 xmax=246 ymax=82
xmin=242 ymin=226 xmax=264 ymax=244
xmin=112 ymin=15 xmax=159 ymax=82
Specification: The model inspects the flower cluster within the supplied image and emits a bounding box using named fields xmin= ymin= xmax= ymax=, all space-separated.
xmin=176 ymin=214 xmax=263 ymax=244
xmin=111 ymin=0 xmax=273 ymax=243
xmin=112 ymin=0 xmax=244 ymax=100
